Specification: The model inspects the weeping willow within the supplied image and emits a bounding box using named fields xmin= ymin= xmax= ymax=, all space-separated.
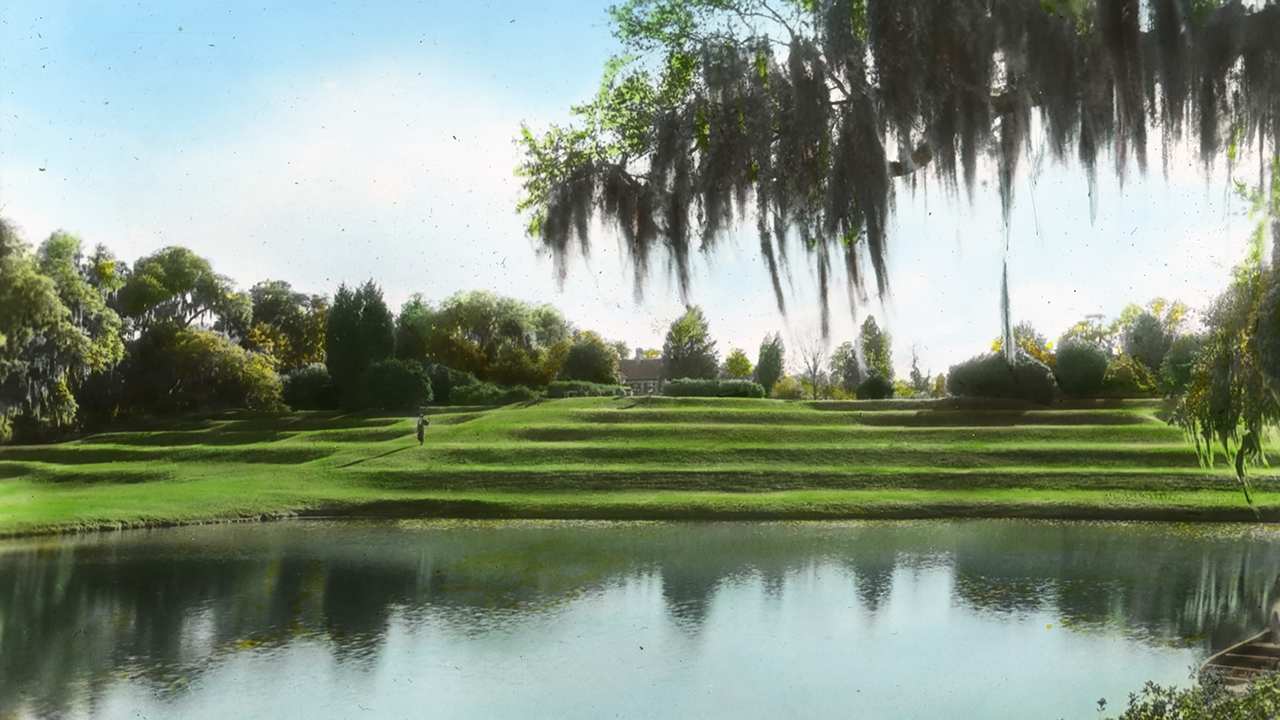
xmin=517 ymin=0 xmax=1280 ymax=334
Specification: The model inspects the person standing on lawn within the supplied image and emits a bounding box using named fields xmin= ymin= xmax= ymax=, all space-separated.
xmin=416 ymin=412 xmax=429 ymax=445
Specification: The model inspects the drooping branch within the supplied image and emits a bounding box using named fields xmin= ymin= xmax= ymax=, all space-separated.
xmin=518 ymin=0 xmax=1280 ymax=327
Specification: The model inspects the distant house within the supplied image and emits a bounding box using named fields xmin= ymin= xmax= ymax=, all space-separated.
xmin=618 ymin=358 xmax=664 ymax=395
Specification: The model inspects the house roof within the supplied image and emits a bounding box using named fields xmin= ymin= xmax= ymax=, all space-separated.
xmin=618 ymin=358 xmax=663 ymax=382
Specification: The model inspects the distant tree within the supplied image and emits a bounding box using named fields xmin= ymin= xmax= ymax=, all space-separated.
xmin=394 ymin=294 xmax=435 ymax=363
xmin=119 ymin=326 xmax=283 ymax=413
xmin=422 ymin=290 xmax=571 ymax=386
xmin=661 ymin=306 xmax=719 ymax=380
xmin=1059 ymin=314 xmax=1121 ymax=356
xmin=37 ymin=233 xmax=127 ymax=386
xmin=828 ymin=341 xmax=862 ymax=395
xmin=282 ymin=363 xmax=338 ymax=411
xmin=725 ymin=348 xmax=753 ymax=379
xmin=243 ymin=280 xmax=327 ymax=372
xmin=796 ymin=333 xmax=829 ymax=400
xmin=325 ymin=280 xmax=395 ymax=407
xmin=755 ymin=333 xmax=784 ymax=394
xmin=120 ymin=246 xmax=249 ymax=339
xmin=994 ymin=320 xmax=1055 ymax=367
xmin=908 ymin=351 xmax=930 ymax=395
xmin=0 ymin=223 xmax=90 ymax=438
xmin=859 ymin=317 xmax=893 ymax=380
xmin=770 ymin=375 xmax=804 ymax=400
xmin=559 ymin=331 xmax=622 ymax=384
xmin=1123 ymin=312 xmax=1174 ymax=373
xmin=1160 ymin=333 xmax=1206 ymax=396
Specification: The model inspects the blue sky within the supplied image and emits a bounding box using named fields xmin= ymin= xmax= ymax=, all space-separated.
xmin=0 ymin=1 xmax=1260 ymax=378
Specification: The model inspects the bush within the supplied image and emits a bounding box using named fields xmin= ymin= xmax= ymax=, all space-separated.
xmin=558 ymin=333 xmax=621 ymax=384
xmin=663 ymin=378 xmax=766 ymax=398
xmin=355 ymin=359 xmax=433 ymax=410
xmin=451 ymin=382 xmax=539 ymax=405
xmin=282 ymin=363 xmax=339 ymax=410
xmin=947 ymin=353 xmax=1057 ymax=405
xmin=424 ymin=364 xmax=478 ymax=405
xmin=856 ymin=375 xmax=896 ymax=399
xmin=1053 ymin=341 xmax=1109 ymax=397
xmin=770 ymin=376 xmax=804 ymax=400
xmin=1103 ymin=354 xmax=1160 ymax=396
xmin=547 ymin=381 xmax=628 ymax=398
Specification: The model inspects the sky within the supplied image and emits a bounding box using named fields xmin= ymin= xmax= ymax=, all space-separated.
xmin=0 ymin=0 xmax=1264 ymax=379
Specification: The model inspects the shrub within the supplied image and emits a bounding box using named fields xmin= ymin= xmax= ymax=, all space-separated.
xmin=355 ymin=359 xmax=433 ymax=410
xmin=856 ymin=375 xmax=896 ymax=399
xmin=771 ymin=376 xmax=804 ymax=400
xmin=663 ymin=378 xmax=766 ymax=398
xmin=282 ymin=363 xmax=339 ymax=410
xmin=547 ymin=380 xmax=628 ymax=398
xmin=1103 ymin=354 xmax=1160 ymax=396
xmin=1053 ymin=341 xmax=1109 ymax=397
xmin=947 ymin=353 xmax=1057 ymax=405
xmin=424 ymin=364 xmax=478 ymax=405
xmin=451 ymin=382 xmax=539 ymax=405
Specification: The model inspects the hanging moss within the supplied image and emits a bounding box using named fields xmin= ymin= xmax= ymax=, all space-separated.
xmin=517 ymin=0 xmax=1280 ymax=324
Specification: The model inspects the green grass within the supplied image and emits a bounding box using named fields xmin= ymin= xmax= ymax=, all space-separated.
xmin=1 ymin=397 xmax=1276 ymax=536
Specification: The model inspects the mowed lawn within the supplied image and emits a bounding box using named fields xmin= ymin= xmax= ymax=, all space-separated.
xmin=2 ymin=396 xmax=1278 ymax=536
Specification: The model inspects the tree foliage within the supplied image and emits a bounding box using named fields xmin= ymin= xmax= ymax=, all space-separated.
xmin=121 ymin=246 xmax=249 ymax=338
xmin=243 ymin=280 xmax=327 ymax=373
xmin=756 ymin=332 xmax=785 ymax=392
xmin=858 ymin=316 xmax=892 ymax=380
xmin=410 ymin=290 xmax=571 ymax=387
xmin=725 ymin=347 xmax=754 ymax=378
xmin=117 ymin=327 xmax=283 ymax=414
xmin=325 ymin=280 xmax=395 ymax=406
xmin=662 ymin=305 xmax=719 ymax=380
xmin=829 ymin=340 xmax=863 ymax=395
xmin=560 ymin=331 xmax=623 ymax=384
xmin=518 ymin=0 xmax=1280 ymax=325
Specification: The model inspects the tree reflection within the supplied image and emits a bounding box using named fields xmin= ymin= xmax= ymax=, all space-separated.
xmin=3 ymin=520 xmax=1279 ymax=716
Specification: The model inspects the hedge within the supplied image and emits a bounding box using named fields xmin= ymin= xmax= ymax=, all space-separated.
xmin=664 ymin=378 xmax=766 ymax=398
xmin=547 ymin=381 xmax=629 ymax=398
xmin=450 ymin=382 xmax=539 ymax=405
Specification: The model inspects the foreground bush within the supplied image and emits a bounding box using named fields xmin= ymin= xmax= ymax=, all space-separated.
xmin=1108 ymin=673 xmax=1280 ymax=719
xmin=355 ymin=359 xmax=432 ymax=410
xmin=451 ymin=382 xmax=539 ymax=405
xmin=547 ymin=381 xmax=628 ymax=398
xmin=947 ymin=353 xmax=1057 ymax=405
xmin=856 ymin=375 xmax=895 ymax=399
xmin=664 ymin=378 xmax=765 ymax=398
xmin=282 ymin=363 xmax=339 ymax=410
xmin=1053 ymin=341 xmax=1109 ymax=397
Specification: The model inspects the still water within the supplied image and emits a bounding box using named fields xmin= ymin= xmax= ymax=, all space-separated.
xmin=3 ymin=519 xmax=1279 ymax=720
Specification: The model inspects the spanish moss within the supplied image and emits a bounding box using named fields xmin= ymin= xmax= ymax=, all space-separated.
xmin=518 ymin=0 xmax=1280 ymax=327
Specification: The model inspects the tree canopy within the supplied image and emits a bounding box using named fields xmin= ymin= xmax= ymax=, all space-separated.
xmin=662 ymin=305 xmax=720 ymax=379
xmin=518 ymin=0 xmax=1280 ymax=333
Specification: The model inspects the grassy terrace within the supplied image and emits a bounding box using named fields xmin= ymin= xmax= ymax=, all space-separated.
xmin=2 ymin=396 xmax=1278 ymax=536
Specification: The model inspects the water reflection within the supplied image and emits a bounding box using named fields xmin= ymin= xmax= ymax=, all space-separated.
xmin=2 ymin=519 xmax=1279 ymax=719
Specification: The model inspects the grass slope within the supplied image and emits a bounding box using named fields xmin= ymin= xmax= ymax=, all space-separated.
xmin=1 ymin=396 xmax=1277 ymax=536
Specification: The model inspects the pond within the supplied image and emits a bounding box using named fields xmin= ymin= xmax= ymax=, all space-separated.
xmin=2 ymin=519 xmax=1279 ymax=720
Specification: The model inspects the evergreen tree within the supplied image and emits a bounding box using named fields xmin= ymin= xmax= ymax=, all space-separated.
xmin=325 ymin=280 xmax=394 ymax=407
xmin=755 ymin=333 xmax=785 ymax=393
xmin=661 ymin=306 xmax=719 ymax=380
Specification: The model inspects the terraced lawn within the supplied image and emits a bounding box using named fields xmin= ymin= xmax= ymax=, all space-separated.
xmin=1 ymin=396 xmax=1276 ymax=536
